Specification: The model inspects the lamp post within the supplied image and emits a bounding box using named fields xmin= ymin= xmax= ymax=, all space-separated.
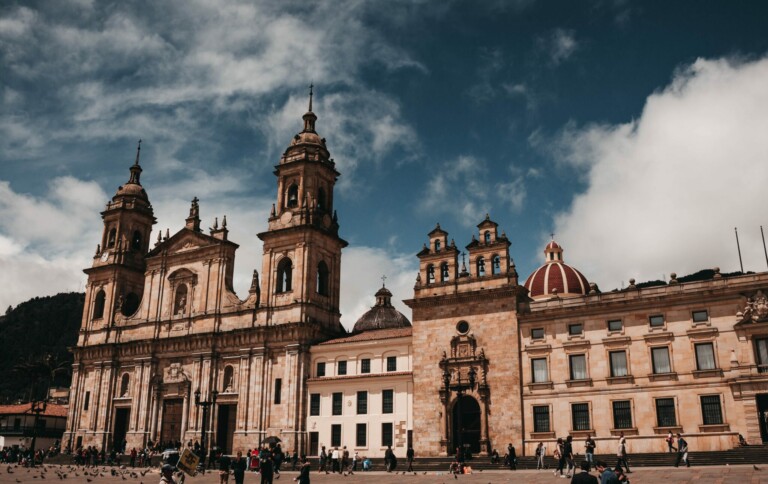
xmin=29 ymin=399 xmax=48 ymax=467
xmin=194 ymin=388 xmax=218 ymax=469
xmin=443 ymin=366 xmax=476 ymax=459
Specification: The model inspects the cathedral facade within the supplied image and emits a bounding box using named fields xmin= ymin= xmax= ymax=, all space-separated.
xmin=65 ymin=98 xmax=768 ymax=458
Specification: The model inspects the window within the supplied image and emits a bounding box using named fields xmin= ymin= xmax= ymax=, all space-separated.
xmin=608 ymin=319 xmax=623 ymax=332
xmin=381 ymin=423 xmax=393 ymax=447
xmin=131 ymin=230 xmax=143 ymax=251
xmin=13 ymin=418 xmax=21 ymax=431
xmin=568 ymin=323 xmax=583 ymax=336
xmin=316 ymin=362 xmax=326 ymax=377
xmin=609 ymin=351 xmax=628 ymax=377
xmin=316 ymin=261 xmax=329 ymax=296
xmin=569 ymin=354 xmax=588 ymax=380
xmin=310 ymin=394 xmax=320 ymax=416
xmin=700 ymin=395 xmax=723 ymax=425
xmin=382 ymin=389 xmax=394 ymax=414
xmin=531 ymin=328 xmax=545 ymax=340
xmin=93 ymin=290 xmax=106 ymax=319
xmin=84 ymin=392 xmax=90 ymax=411
xmin=386 ymin=356 xmax=397 ymax=372
xmin=356 ymin=423 xmax=367 ymax=447
xmin=612 ymin=400 xmax=633 ymax=429
xmin=484 ymin=231 xmax=491 ymax=243
xmin=222 ymin=365 xmax=234 ymax=392
xmin=337 ymin=360 xmax=347 ymax=376
xmin=427 ymin=265 xmax=435 ymax=284
xmin=692 ymin=310 xmax=709 ymax=323
xmin=107 ymin=228 xmax=117 ymax=248
xmin=440 ymin=262 xmax=450 ymax=282
xmin=120 ymin=374 xmax=130 ymax=397
xmin=532 ymin=358 xmax=548 ymax=383
xmin=276 ymin=258 xmax=293 ymax=293
xmin=331 ymin=424 xmax=342 ymax=447
xmin=476 ymin=257 xmax=486 ymax=277
xmin=492 ymin=255 xmax=501 ymax=275
xmin=695 ymin=343 xmax=717 ymax=370
xmin=756 ymin=338 xmax=768 ymax=373
xmin=286 ymin=184 xmax=299 ymax=208
xmin=317 ymin=188 xmax=327 ymax=211
xmin=274 ymin=378 xmax=282 ymax=404
xmin=649 ymin=314 xmax=665 ymax=327
xmin=571 ymin=403 xmax=590 ymax=431
xmin=122 ymin=292 xmax=139 ymax=316
xmin=435 ymin=240 xmax=441 ymax=251
xmin=332 ymin=393 xmax=343 ymax=416
xmin=655 ymin=398 xmax=677 ymax=427
xmin=651 ymin=347 xmax=672 ymax=374
xmin=533 ymin=406 xmax=550 ymax=432
xmin=357 ymin=391 xmax=368 ymax=415
xmin=361 ymin=358 xmax=371 ymax=374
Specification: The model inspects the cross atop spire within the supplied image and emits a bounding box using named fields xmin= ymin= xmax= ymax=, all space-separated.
xmin=381 ymin=274 xmax=387 ymax=287
xmin=308 ymin=82 xmax=314 ymax=112
xmin=127 ymin=139 xmax=143 ymax=185
xmin=134 ymin=139 xmax=142 ymax=166
xmin=551 ymin=232 xmax=555 ymax=240
xmin=302 ymin=84 xmax=318 ymax=132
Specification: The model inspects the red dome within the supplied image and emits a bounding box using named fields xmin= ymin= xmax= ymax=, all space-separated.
xmin=524 ymin=241 xmax=590 ymax=300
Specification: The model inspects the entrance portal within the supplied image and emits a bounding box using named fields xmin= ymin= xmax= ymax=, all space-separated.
xmin=216 ymin=404 xmax=237 ymax=453
xmin=113 ymin=408 xmax=130 ymax=452
xmin=160 ymin=399 xmax=183 ymax=445
xmin=757 ymin=394 xmax=768 ymax=443
xmin=451 ymin=395 xmax=481 ymax=455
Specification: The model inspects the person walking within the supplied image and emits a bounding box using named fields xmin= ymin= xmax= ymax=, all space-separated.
xmin=554 ymin=438 xmax=565 ymax=477
xmin=218 ymin=451 xmax=232 ymax=484
xmin=318 ymin=446 xmax=326 ymax=474
xmin=259 ymin=447 xmax=274 ymax=484
xmin=535 ymin=442 xmax=546 ymax=470
xmin=294 ymin=456 xmax=310 ymax=484
xmin=564 ymin=436 xmax=575 ymax=477
xmin=616 ymin=433 xmax=630 ymax=474
xmin=232 ymin=451 xmax=247 ymax=484
xmin=665 ymin=432 xmax=676 ymax=453
xmin=384 ymin=446 xmax=396 ymax=472
xmin=341 ymin=446 xmax=349 ymax=475
xmin=674 ymin=433 xmax=690 ymax=468
xmin=570 ymin=460 xmax=598 ymax=484
xmin=585 ymin=436 xmax=595 ymax=470
xmin=406 ymin=445 xmax=414 ymax=472
xmin=508 ymin=443 xmax=517 ymax=470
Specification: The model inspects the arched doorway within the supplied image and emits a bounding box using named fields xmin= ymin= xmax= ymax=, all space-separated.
xmin=451 ymin=395 xmax=481 ymax=455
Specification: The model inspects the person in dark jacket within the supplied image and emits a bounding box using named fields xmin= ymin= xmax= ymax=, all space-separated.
xmin=259 ymin=448 xmax=274 ymax=484
xmin=507 ymin=443 xmax=517 ymax=470
xmin=406 ymin=446 xmax=415 ymax=472
xmin=231 ymin=451 xmax=247 ymax=484
xmin=570 ymin=461 xmax=598 ymax=484
xmin=294 ymin=456 xmax=310 ymax=484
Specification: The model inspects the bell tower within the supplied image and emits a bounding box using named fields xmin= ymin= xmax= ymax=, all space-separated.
xmin=81 ymin=141 xmax=156 ymax=337
xmin=258 ymin=87 xmax=347 ymax=329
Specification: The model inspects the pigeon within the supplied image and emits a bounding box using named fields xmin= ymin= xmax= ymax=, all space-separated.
xmin=86 ymin=479 xmax=92 ymax=483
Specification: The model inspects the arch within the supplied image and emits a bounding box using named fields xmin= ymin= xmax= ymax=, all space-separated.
xmin=107 ymin=228 xmax=117 ymax=248
xmin=120 ymin=373 xmax=130 ymax=397
xmin=276 ymin=258 xmax=293 ymax=293
xmin=122 ymin=292 xmax=140 ymax=316
xmin=484 ymin=231 xmax=491 ymax=244
xmin=174 ymin=284 xmax=188 ymax=316
xmin=435 ymin=239 xmax=441 ymax=252
xmin=317 ymin=187 xmax=327 ymax=211
xmin=131 ymin=230 xmax=142 ymax=251
xmin=316 ymin=261 xmax=329 ymax=296
xmin=491 ymin=255 xmax=501 ymax=275
xmin=93 ymin=290 xmax=106 ymax=319
xmin=476 ymin=256 xmax=486 ymax=277
xmin=222 ymin=365 xmax=234 ymax=392
xmin=451 ymin=395 xmax=481 ymax=455
xmin=286 ymin=184 xmax=299 ymax=208
xmin=426 ymin=264 xmax=436 ymax=284
xmin=440 ymin=262 xmax=450 ymax=282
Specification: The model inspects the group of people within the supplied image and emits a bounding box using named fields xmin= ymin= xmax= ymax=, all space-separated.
xmin=317 ymin=445 xmax=370 ymax=473
xmin=0 ymin=446 xmax=52 ymax=466
xmin=214 ymin=447 xmax=309 ymax=484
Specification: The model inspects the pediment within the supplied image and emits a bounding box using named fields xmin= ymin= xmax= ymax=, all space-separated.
xmin=148 ymin=228 xmax=236 ymax=258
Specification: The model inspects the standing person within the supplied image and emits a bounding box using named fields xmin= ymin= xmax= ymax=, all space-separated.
xmin=294 ymin=456 xmax=310 ymax=484
xmin=564 ymin=436 xmax=575 ymax=477
xmin=218 ymin=451 xmax=232 ymax=484
xmin=665 ymin=432 xmax=676 ymax=453
xmin=318 ymin=446 xmax=326 ymax=474
xmin=674 ymin=433 xmax=690 ymax=468
xmin=594 ymin=460 xmax=620 ymax=484
xmin=406 ymin=445 xmax=415 ymax=472
xmin=384 ymin=446 xmax=396 ymax=472
xmin=250 ymin=448 xmax=260 ymax=473
xmin=554 ymin=438 xmax=565 ymax=477
xmin=330 ymin=447 xmax=339 ymax=474
xmin=585 ymin=436 xmax=596 ymax=470
xmin=352 ymin=451 xmax=359 ymax=472
xmin=508 ymin=443 xmax=517 ymax=470
xmin=616 ymin=433 xmax=630 ymax=474
xmin=535 ymin=442 xmax=545 ymax=470
xmin=259 ymin=447 xmax=274 ymax=484
xmin=291 ymin=450 xmax=298 ymax=471
xmin=340 ymin=446 xmax=349 ymax=475
xmin=570 ymin=460 xmax=598 ymax=484
xmin=130 ymin=448 xmax=137 ymax=467
xmin=273 ymin=444 xmax=283 ymax=478
xmin=232 ymin=451 xmax=247 ymax=484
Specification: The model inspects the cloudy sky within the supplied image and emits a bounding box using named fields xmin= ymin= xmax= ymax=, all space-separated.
xmin=2 ymin=1 xmax=768 ymax=328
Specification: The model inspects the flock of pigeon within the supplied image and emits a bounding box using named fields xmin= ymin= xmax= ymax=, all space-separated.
xmin=5 ymin=464 xmax=155 ymax=483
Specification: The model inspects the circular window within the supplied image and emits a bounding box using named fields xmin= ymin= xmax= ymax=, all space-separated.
xmin=456 ymin=320 xmax=470 ymax=334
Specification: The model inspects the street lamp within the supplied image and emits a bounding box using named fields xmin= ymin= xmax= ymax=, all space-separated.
xmin=443 ymin=366 xmax=476 ymax=459
xmin=29 ymin=399 xmax=48 ymax=467
xmin=194 ymin=388 xmax=218 ymax=469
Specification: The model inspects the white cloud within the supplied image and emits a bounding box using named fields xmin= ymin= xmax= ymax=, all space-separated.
xmin=539 ymin=28 xmax=578 ymax=66
xmin=550 ymin=56 xmax=768 ymax=289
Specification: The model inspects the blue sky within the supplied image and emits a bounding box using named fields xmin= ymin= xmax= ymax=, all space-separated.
xmin=2 ymin=1 xmax=768 ymax=327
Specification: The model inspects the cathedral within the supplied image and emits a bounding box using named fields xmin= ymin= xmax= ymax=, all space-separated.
xmin=65 ymin=94 xmax=768 ymax=458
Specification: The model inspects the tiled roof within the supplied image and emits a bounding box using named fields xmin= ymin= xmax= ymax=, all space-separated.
xmin=307 ymin=371 xmax=413 ymax=383
xmin=317 ymin=327 xmax=412 ymax=345
xmin=0 ymin=403 xmax=68 ymax=418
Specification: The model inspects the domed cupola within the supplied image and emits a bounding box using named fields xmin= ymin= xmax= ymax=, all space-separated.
xmin=113 ymin=140 xmax=149 ymax=203
xmin=352 ymin=284 xmax=412 ymax=333
xmin=524 ymin=240 xmax=590 ymax=300
xmin=282 ymin=84 xmax=331 ymax=163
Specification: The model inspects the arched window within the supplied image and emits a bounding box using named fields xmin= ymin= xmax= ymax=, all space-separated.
xmin=476 ymin=257 xmax=486 ymax=277
xmin=286 ymin=184 xmax=299 ymax=208
xmin=276 ymin=258 xmax=293 ymax=293
xmin=107 ymin=228 xmax=117 ymax=248
xmin=174 ymin=284 xmax=188 ymax=316
xmin=484 ymin=231 xmax=491 ymax=244
xmin=317 ymin=261 xmax=329 ymax=296
xmin=93 ymin=290 xmax=106 ymax=319
xmin=317 ymin=188 xmax=327 ymax=211
xmin=120 ymin=374 xmax=130 ymax=397
xmin=492 ymin=255 xmax=501 ymax=275
xmin=131 ymin=230 xmax=142 ymax=251
xmin=435 ymin=240 xmax=441 ymax=252
xmin=427 ymin=264 xmax=436 ymax=284
xmin=122 ymin=292 xmax=140 ymax=316
xmin=440 ymin=262 xmax=450 ymax=282
xmin=222 ymin=365 xmax=234 ymax=392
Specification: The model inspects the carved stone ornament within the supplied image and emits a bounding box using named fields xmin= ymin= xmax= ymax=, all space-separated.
xmin=165 ymin=362 xmax=188 ymax=383
xmin=739 ymin=290 xmax=768 ymax=323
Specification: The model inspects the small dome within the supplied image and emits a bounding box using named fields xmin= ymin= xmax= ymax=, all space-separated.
xmin=524 ymin=240 xmax=590 ymax=300
xmin=352 ymin=285 xmax=412 ymax=333
xmin=114 ymin=182 xmax=147 ymax=200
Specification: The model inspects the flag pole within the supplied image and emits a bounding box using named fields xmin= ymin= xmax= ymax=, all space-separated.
xmin=735 ymin=227 xmax=744 ymax=273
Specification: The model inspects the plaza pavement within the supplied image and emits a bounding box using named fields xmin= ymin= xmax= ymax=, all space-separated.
xmin=0 ymin=465 xmax=766 ymax=484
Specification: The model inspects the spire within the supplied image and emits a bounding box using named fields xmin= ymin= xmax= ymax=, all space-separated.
xmin=308 ymin=82 xmax=314 ymax=112
xmin=127 ymin=139 xmax=143 ymax=185
xmin=302 ymin=84 xmax=317 ymax=133
xmin=185 ymin=197 xmax=201 ymax=232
